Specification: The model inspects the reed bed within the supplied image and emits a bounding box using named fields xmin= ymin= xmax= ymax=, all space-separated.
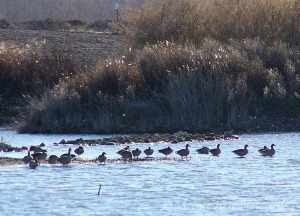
xmin=1 ymin=0 xmax=300 ymax=133
xmin=13 ymin=38 xmax=300 ymax=133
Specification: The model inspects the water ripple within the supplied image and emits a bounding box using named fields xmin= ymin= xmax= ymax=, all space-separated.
xmin=0 ymin=131 xmax=300 ymax=215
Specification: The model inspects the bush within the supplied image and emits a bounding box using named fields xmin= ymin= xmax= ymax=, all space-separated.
xmin=0 ymin=40 xmax=77 ymax=97
xmin=15 ymin=38 xmax=300 ymax=133
xmin=124 ymin=0 xmax=300 ymax=46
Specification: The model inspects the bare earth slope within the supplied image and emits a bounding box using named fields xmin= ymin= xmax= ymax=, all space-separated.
xmin=0 ymin=29 xmax=130 ymax=67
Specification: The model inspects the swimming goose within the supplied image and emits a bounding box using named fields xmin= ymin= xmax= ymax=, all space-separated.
xmin=196 ymin=146 xmax=210 ymax=154
xmin=209 ymin=144 xmax=221 ymax=156
xmin=233 ymin=144 xmax=249 ymax=157
xmin=120 ymin=149 xmax=133 ymax=161
xmin=158 ymin=146 xmax=173 ymax=157
xmin=74 ymin=146 xmax=84 ymax=157
xmin=29 ymin=159 xmax=39 ymax=169
xmin=57 ymin=148 xmax=72 ymax=166
xmin=22 ymin=150 xmax=33 ymax=163
xmin=132 ymin=148 xmax=142 ymax=159
xmin=260 ymin=144 xmax=276 ymax=157
xmin=98 ymin=152 xmax=107 ymax=163
xmin=176 ymin=144 xmax=190 ymax=158
xmin=48 ymin=155 xmax=59 ymax=164
xmin=258 ymin=146 xmax=269 ymax=154
xmin=144 ymin=147 xmax=154 ymax=157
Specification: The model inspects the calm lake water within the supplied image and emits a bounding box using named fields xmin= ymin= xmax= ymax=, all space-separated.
xmin=0 ymin=128 xmax=300 ymax=215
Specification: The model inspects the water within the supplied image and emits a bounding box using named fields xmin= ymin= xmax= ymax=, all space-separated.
xmin=1 ymin=129 xmax=300 ymax=215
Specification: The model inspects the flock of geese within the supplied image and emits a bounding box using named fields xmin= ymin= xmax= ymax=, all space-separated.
xmin=22 ymin=142 xmax=276 ymax=169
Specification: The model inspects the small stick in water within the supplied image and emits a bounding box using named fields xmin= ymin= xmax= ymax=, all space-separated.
xmin=98 ymin=184 xmax=102 ymax=196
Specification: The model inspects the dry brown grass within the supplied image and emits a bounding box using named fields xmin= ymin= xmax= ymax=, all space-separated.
xmin=123 ymin=0 xmax=300 ymax=46
xmin=0 ymin=40 xmax=77 ymax=97
xmin=14 ymin=38 xmax=300 ymax=133
xmin=2 ymin=0 xmax=300 ymax=133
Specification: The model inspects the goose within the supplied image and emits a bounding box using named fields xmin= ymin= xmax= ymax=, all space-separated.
xmin=196 ymin=146 xmax=210 ymax=154
xmin=209 ymin=144 xmax=221 ymax=156
xmin=22 ymin=150 xmax=33 ymax=163
xmin=32 ymin=151 xmax=47 ymax=161
xmin=60 ymin=152 xmax=77 ymax=159
xmin=57 ymin=148 xmax=72 ymax=166
xmin=29 ymin=145 xmax=37 ymax=152
xmin=233 ymin=144 xmax=249 ymax=157
xmin=132 ymin=148 xmax=142 ymax=159
xmin=29 ymin=159 xmax=39 ymax=169
xmin=33 ymin=146 xmax=47 ymax=154
xmin=258 ymin=146 xmax=269 ymax=154
xmin=144 ymin=147 xmax=154 ymax=157
xmin=158 ymin=146 xmax=173 ymax=157
xmin=98 ymin=152 xmax=107 ymax=163
xmin=74 ymin=146 xmax=84 ymax=157
xmin=48 ymin=155 xmax=59 ymax=164
xmin=260 ymin=144 xmax=276 ymax=157
xmin=120 ymin=149 xmax=133 ymax=161
xmin=176 ymin=144 xmax=190 ymax=158
xmin=117 ymin=146 xmax=130 ymax=155
xmin=39 ymin=143 xmax=46 ymax=147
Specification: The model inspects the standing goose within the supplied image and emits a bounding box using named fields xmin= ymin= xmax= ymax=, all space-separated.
xmin=132 ymin=148 xmax=142 ymax=159
xmin=74 ymin=146 xmax=84 ymax=157
xmin=29 ymin=145 xmax=37 ymax=152
xmin=176 ymin=144 xmax=190 ymax=159
xmin=209 ymin=144 xmax=221 ymax=156
xmin=117 ymin=146 xmax=130 ymax=155
xmin=196 ymin=146 xmax=210 ymax=154
xmin=60 ymin=152 xmax=77 ymax=159
xmin=260 ymin=144 xmax=276 ymax=157
xmin=57 ymin=148 xmax=72 ymax=166
xmin=120 ymin=149 xmax=133 ymax=161
xmin=29 ymin=159 xmax=39 ymax=169
xmin=32 ymin=151 xmax=47 ymax=161
xmin=22 ymin=150 xmax=33 ymax=164
xmin=39 ymin=143 xmax=46 ymax=147
xmin=158 ymin=146 xmax=173 ymax=157
xmin=258 ymin=146 xmax=269 ymax=154
xmin=233 ymin=144 xmax=249 ymax=157
xmin=33 ymin=146 xmax=47 ymax=154
xmin=48 ymin=155 xmax=59 ymax=164
xmin=144 ymin=147 xmax=154 ymax=157
xmin=98 ymin=152 xmax=107 ymax=163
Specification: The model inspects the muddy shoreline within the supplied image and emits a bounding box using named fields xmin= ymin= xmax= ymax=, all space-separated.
xmin=0 ymin=156 xmax=204 ymax=167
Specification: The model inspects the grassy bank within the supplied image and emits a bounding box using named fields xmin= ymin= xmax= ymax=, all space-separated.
xmin=1 ymin=0 xmax=300 ymax=133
